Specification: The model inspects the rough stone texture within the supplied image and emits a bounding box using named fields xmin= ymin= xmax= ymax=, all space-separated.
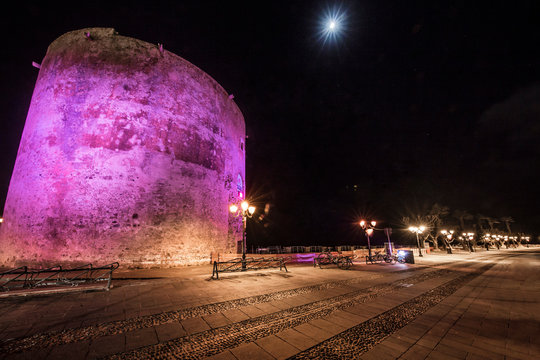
xmin=0 ymin=28 xmax=245 ymax=267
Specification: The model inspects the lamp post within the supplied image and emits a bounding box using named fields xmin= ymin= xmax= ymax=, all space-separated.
xmin=229 ymin=201 xmax=255 ymax=270
xmin=440 ymin=229 xmax=454 ymax=254
xmin=408 ymin=225 xmax=425 ymax=257
xmin=360 ymin=220 xmax=377 ymax=259
xmin=483 ymin=233 xmax=491 ymax=251
xmin=465 ymin=232 xmax=475 ymax=252
xmin=495 ymin=235 xmax=502 ymax=249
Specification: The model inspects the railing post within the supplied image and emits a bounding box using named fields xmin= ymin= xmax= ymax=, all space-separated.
xmin=212 ymin=261 xmax=219 ymax=279
xmin=106 ymin=268 xmax=113 ymax=290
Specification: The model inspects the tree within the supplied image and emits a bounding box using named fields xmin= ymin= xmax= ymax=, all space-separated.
xmin=428 ymin=204 xmax=449 ymax=250
xmin=500 ymin=216 xmax=514 ymax=234
xmin=453 ymin=210 xmax=473 ymax=231
xmin=476 ymin=214 xmax=488 ymax=232
xmin=452 ymin=210 xmax=473 ymax=250
xmin=485 ymin=216 xmax=500 ymax=232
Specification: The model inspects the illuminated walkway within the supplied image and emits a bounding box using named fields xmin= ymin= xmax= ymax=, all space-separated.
xmin=0 ymin=248 xmax=538 ymax=359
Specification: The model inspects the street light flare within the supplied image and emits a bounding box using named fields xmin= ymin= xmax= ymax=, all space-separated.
xmin=241 ymin=201 xmax=249 ymax=211
xmin=408 ymin=225 xmax=425 ymax=257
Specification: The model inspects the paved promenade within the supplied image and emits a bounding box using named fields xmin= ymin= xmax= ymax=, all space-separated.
xmin=1 ymin=248 xmax=539 ymax=359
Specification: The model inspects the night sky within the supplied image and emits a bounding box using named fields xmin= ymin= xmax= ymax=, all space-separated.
xmin=1 ymin=1 xmax=539 ymax=247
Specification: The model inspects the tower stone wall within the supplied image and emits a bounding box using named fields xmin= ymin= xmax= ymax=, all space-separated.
xmin=0 ymin=28 xmax=245 ymax=267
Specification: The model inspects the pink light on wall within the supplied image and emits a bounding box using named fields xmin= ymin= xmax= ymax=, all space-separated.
xmin=0 ymin=28 xmax=246 ymax=268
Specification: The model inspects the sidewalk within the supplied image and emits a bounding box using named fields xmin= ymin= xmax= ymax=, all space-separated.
xmin=362 ymin=248 xmax=540 ymax=360
xmin=0 ymin=248 xmax=538 ymax=359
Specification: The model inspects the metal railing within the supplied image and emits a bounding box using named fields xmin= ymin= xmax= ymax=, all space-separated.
xmin=212 ymin=257 xmax=289 ymax=279
xmin=0 ymin=262 xmax=120 ymax=292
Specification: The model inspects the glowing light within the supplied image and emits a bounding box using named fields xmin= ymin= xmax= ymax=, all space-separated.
xmin=328 ymin=21 xmax=336 ymax=30
xmin=248 ymin=206 xmax=256 ymax=215
xmin=360 ymin=220 xmax=365 ymax=227
xmin=318 ymin=6 xmax=348 ymax=45
xmin=241 ymin=201 xmax=249 ymax=211
xmin=409 ymin=226 xmax=425 ymax=234
xmin=371 ymin=221 xmax=377 ymax=227
xmin=229 ymin=205 xmax=238 ymax=213
xmin=441 ymin=229 xmax=455 ymax=240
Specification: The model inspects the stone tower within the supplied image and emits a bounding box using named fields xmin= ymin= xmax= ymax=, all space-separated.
xmin=0 ymin=28 xmax=245 ymax=267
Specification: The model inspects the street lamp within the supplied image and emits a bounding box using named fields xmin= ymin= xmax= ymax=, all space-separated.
xmin=440 ymin=229 xmax=454 ymax=254
xmin=461 ymin=232 xmax=475 ymax=252
xmin=409 ymin=225 xmax=426 ymax=257
xmin=229 ymin=201 xmax=255 ymax=270
xmin=483 ymin=233 xmax=492 ymax=251
xmin=360 ymin=220 xmax=377 ymax=259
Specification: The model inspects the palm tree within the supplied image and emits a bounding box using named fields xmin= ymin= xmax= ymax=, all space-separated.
xmin=476 ymin=214 xmax=488 ymax=232
xmin=453 ymin=210 xmax=473 ymax=231
xmin=453 ymin=210 xmax=473 ymax=250
xmin=500 ymin=216 xmax=517 ymax=247
xmin=500 ymin=216 xmax=514 ymax=234
xmin=485 ymin=216 xmax=500 ymax=232
xmin=428 ymin=204 xmax=449 ymax=250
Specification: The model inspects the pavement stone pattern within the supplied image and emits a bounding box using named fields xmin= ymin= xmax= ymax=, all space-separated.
xmin=290 ymin=263 xmax=494 ymax=359
xmin=0 ymin=248 xmax=539 ymax=359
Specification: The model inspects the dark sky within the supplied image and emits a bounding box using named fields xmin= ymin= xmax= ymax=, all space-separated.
xmin=1 ymin=1 xmax=539 ymax=246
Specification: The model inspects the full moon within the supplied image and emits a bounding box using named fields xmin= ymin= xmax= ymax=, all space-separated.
xmin=328 ymin=20 xmax=337 ymax=31
xmin=318 ymin=7 xmax=347 ymax=45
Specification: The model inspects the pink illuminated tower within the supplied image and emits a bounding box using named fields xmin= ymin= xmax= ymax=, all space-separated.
xmin=0 ymin=28 xmax=245 ymax=267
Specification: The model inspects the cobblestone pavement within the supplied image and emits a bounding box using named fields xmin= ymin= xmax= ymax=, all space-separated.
xmin=290 ymin=264 xmax=494 ymax=359
xmin=0 ymin=248 xmax=538 ymax=359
